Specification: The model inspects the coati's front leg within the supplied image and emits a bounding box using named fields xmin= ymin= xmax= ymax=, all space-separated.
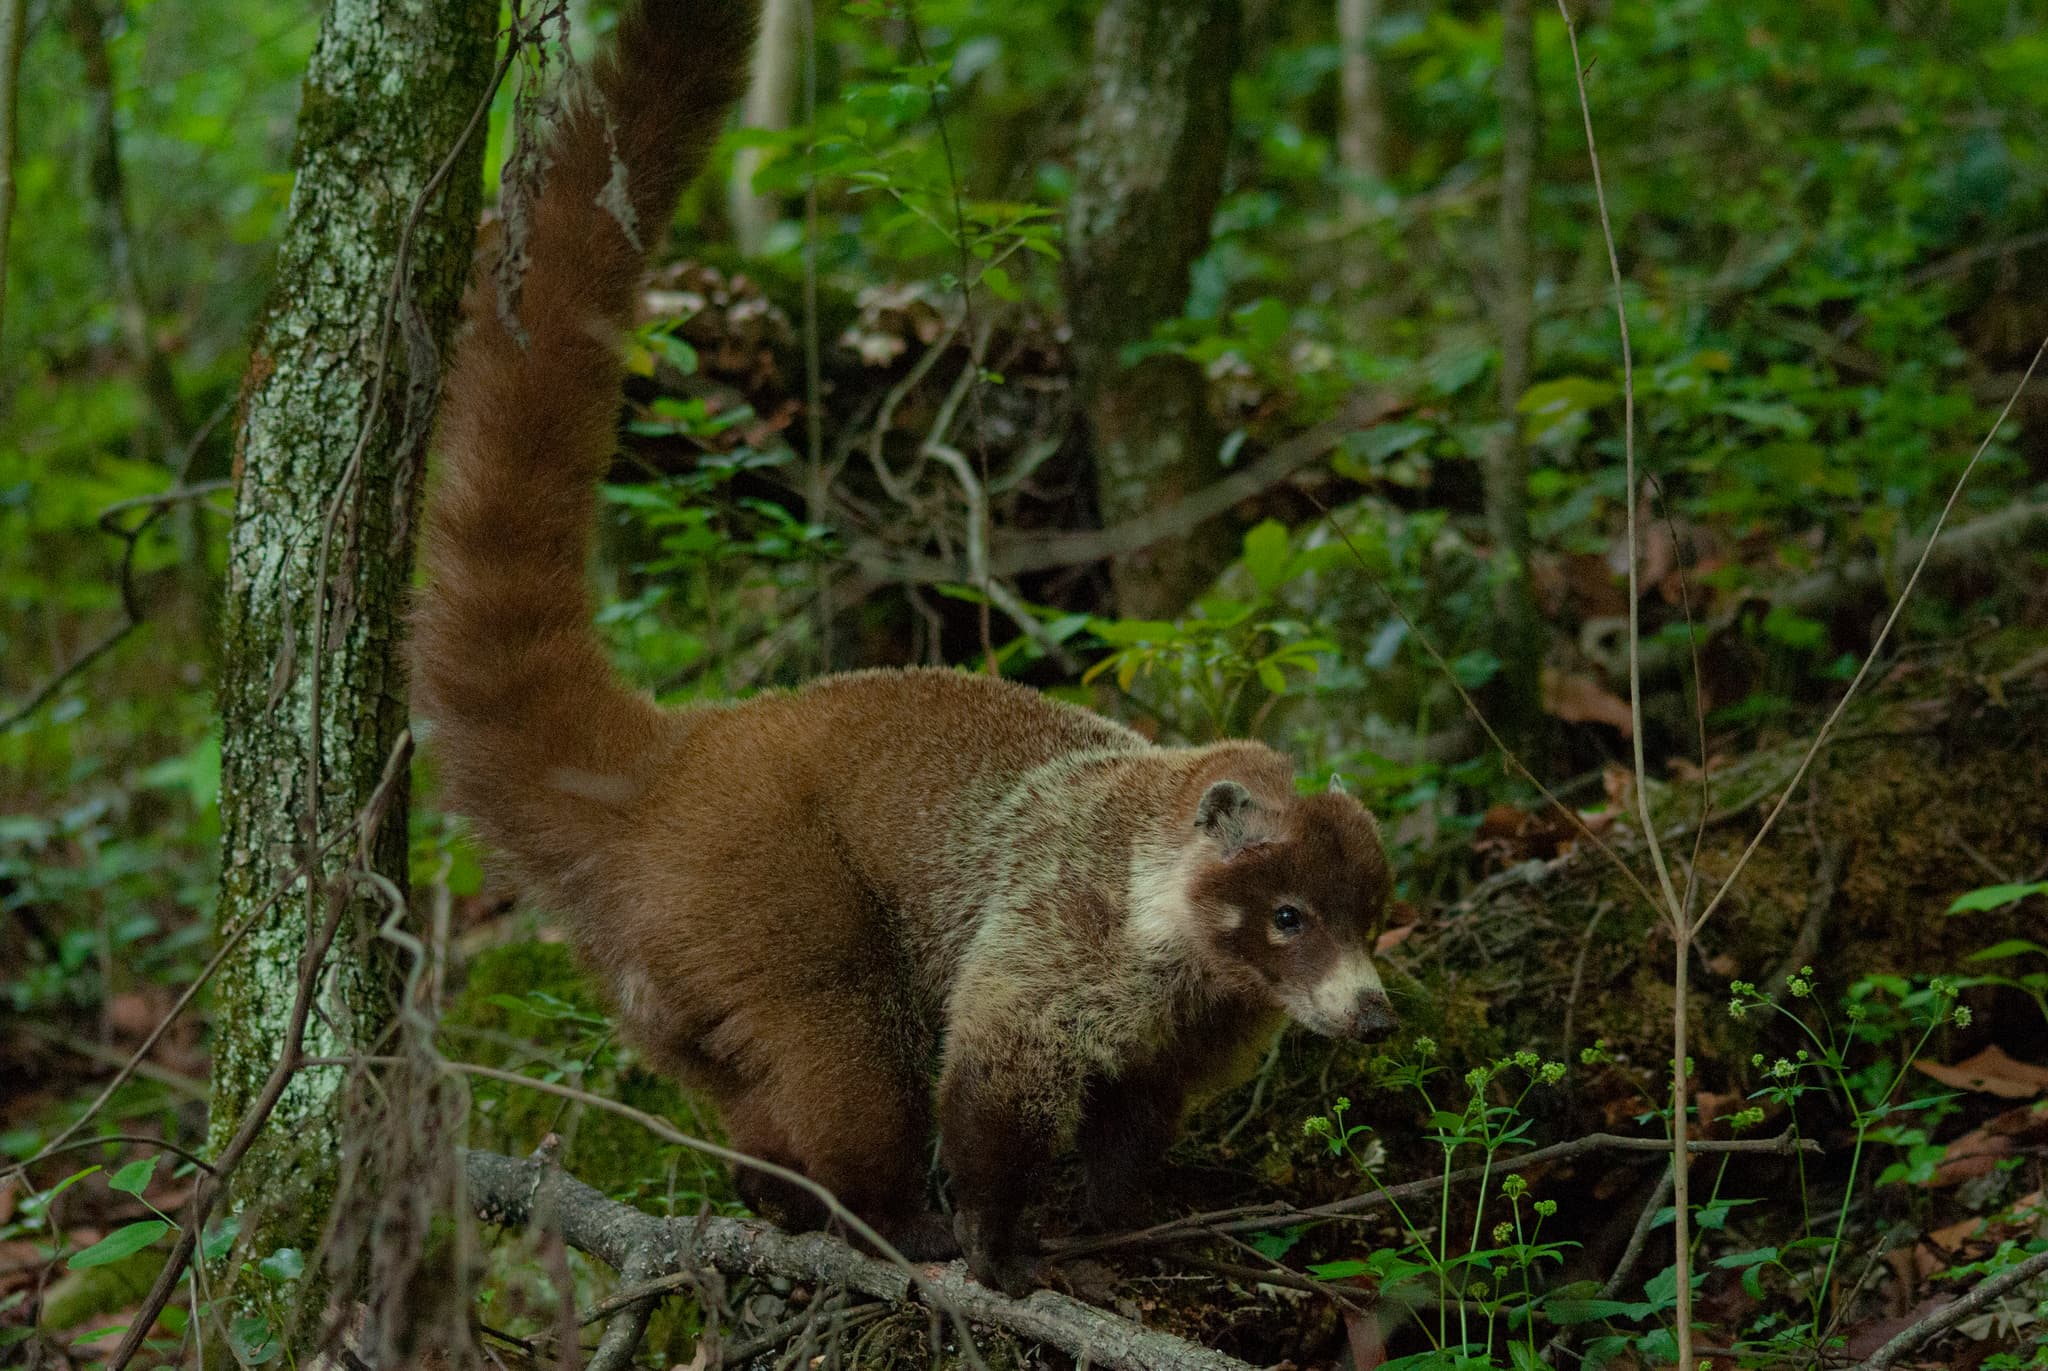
xmin=1076 ymin=1067 xmax=1187 ymax=1230
xmin=936 ymin=1023 xmax=1078 ymax=1296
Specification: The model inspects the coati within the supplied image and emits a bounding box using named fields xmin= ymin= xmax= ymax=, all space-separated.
xmin=412 ymin=0 xmax=1398 ymax=1295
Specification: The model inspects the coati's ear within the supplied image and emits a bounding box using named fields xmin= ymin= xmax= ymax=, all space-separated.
xmin=1195 ymin=780 xmax=1266 ymax=858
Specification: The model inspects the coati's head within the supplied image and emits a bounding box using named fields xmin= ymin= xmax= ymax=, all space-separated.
xmin=1178 ymin=778 xmax=1397 ymax=1041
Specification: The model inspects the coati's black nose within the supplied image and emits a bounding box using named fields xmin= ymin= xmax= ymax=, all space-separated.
xmin=1347 ymin=990 xmax=1398 ymax=1041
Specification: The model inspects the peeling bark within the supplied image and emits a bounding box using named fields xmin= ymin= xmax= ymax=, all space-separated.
xmin=209 ymin=0 xmax=494 ymax=1335
xmin=1064 ymin=0 xmax=1240 ymax=619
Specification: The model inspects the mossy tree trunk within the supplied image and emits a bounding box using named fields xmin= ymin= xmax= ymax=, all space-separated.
xmin=210 ymin=0 xmax=493 ymax=1340
xmin=1064 ymin=0 xmax=1240 ymax=619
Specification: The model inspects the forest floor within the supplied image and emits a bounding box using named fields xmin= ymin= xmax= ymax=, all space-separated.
xmin=3 ymin=635 xmax=2047 ymax=1369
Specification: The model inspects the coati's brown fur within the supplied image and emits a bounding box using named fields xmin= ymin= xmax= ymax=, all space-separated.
xmin=413 ymin=0 xmax=1398 ymax=1293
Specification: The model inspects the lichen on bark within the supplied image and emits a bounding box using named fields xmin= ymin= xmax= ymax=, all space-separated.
xmin=209 ymin=0 xmax=494 ymax=1341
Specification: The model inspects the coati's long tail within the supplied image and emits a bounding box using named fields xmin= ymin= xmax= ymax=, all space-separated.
xmin=413 ymin=0 xmax=757 ymax=897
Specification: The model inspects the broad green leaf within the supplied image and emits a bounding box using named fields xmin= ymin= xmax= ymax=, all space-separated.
xmin=109 ymin=1156 xmax=159 ymax=1196
xmin=1967 ymin=939 xmax=2048 ymax=961
xmin=1517 ymin=376 xmax=1620 ymax=441
xmin=1946 ymin=882 xmax=2048 ymax=914
xmin=259 ymin=1247 xmax=305 ymax=1282
xmin=1241 ymin=519 xmax=1293 ymax=594
xmin=68 ymin=1219 xmax=171 ymax=1269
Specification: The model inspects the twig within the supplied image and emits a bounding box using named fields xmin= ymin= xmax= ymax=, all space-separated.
xmin=3 ymin=812 xmax=365 ymax=1184
xmin=1852 ymin=1247 xmax=2048 ymax=1371
xmin=463 ymin=1149 xmax=1256 ymax=1371
xmin=1218 ymin=1036 xmax=1284 ymax=1147
xmin=9 ymin=1023 xmax=207 ymax=1102
xmin=1541 ymin=1162 xmax=1671 ymax=1367
xmin=1310 ymin=492 xmax=1664 ymax=917
xmin=1550 ymin=7 xmax=1693 ymax=1364
xmin=12 ymin=1132 xmax=217 ymax=1176
xmin=1053 ymin=1129 xmax=1816 ymax=1257
xmin=845 ymin=390 xmax=1406 ymax=584
xmin=0 ymin=472 xmax=231 ymax=733
xmin=1690 ymin=334 xmax=2047 ymax=942
xmin=103 ymin=734 xmax=413 ymax=1371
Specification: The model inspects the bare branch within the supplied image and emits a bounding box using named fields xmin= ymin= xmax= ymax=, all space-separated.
xmin=1853 ymin=1248 xmax=2048 ymax=1371
xmin=464 ymin=1149 xmax=1260 ymax=1371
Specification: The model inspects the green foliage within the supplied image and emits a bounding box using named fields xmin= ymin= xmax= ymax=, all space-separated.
xmin=1299 ymin=1044 xmax=1574 ymax=1370
xmin=442 ymin=940 xmax=736 ymax=1214
xmin=1081 ymin=520 xmax=1340 ymax=738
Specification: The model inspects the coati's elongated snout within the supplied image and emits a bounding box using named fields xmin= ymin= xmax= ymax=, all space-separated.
xmin=1185 ymin=779 xmax=1400 ymax=1041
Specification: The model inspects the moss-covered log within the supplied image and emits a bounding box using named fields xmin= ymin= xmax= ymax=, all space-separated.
xmin=209 ymin=0 xmax=494 ymax=1341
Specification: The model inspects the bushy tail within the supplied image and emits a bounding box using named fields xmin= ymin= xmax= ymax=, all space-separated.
xmin=414 ymin=0 xmax=757 ymax=898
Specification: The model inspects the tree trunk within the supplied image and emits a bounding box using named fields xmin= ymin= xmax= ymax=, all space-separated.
xmin=1336 ymin=0 xmax=1383 ymax=221
xmin=1064 ymin=0 xmax=1240 ymax=619
xmin=0 ymin=0 xmax=26 ymax=340
xmin=728 ymin=0 xmax=796 ymax=256
xmin=209 ymin=0 xmax=493 ymax=1341
xmin=1484 ymin=0 xmax=1545 ymax=753
xmin=66 ymin=0 xmax=189 ymax=458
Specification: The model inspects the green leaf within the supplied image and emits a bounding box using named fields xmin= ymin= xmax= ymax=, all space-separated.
xmin=1761 ymin=605 xmax=1826 ymax=650
xmin=1240 ymin=519 xmax=1293 ymax=594
xmin=109 ymin=1156 xmax=159 ymax=1196
xmin=1307 ymin=1259 xmax=1370 ymax=1280
xmin=1946 ymin=881 xmax=2048 ymax=914
xmin=258 ymin=1247 xmax=305 ymax=1282
xmin=1450 ymin=650 xmax=1501 ymax=689
xmin=1517 ymin=376 xmax=1620 ymax=441
xmin=1249 ymin=1226 xmax=1306 ymax=1260
xmin=40 ymin=1165 xmax=102 ymax=1206
xmin=1967 ymin=939 xmax=2048 ymax=962
xmin=980 ymin=265 xmax=1018 ymax=301
xmin=67 ymin=1219 xmax=171 ymax=1269
xmin=231 ymin=1315 xmax=282 ymax=1366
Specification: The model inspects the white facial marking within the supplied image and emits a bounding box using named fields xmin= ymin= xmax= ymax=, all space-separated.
xmin=1310 ymin=946 xmax=1384 ymax=1022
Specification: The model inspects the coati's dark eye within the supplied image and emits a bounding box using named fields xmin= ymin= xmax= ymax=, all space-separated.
xmin=1272 ymin=905 xmax=1304 ymax=934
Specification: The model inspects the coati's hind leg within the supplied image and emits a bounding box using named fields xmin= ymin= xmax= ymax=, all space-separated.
xmin=722 ymin=993 xmax=957 ymax=1262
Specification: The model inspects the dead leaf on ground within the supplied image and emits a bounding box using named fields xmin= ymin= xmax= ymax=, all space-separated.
xmin=1374 ymin=924 xmax=1417 ymax=954
xmin=1915 ymin=1046 xmax=2048 ymax=1099
xmin=1542 ymin=668 xmax=1634 ymax=736
xmin=1343 ymin=1308 xmax=1388 ymax=1370
xmin=1923 ymin=1103 xmax=2048 ymax=1187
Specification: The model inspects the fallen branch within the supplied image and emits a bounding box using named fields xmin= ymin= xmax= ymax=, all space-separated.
xmin=463 ymin=1150 xmax=1258 ymax=1371
xmin=1852 ymin=1247 xmax=2048 ymax=1371
xmin=1585 ymin=498 xmax=2048 ymax=684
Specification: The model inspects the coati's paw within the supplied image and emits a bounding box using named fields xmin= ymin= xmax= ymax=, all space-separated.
xmin=953 ymin=1209 xmax=1039 ymax=1298
xmin=887 ymin=1209 xmax=962 ymax=1263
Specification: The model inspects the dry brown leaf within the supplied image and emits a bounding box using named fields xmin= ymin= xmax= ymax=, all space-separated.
xmin=1374 ymin=924 xmax=1417 ymax=954
xmin=1915 ymin=1045 xmax=2048 ymax=1099
xmin=1542 ymin=668 xmax=1635 ymax=736
xmin=1343 ymin=1309 xmax=1387 ymax=1370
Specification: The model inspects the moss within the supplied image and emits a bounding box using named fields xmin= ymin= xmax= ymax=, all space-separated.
xmin=444 ymin=940 xmax=735 ymax=1212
